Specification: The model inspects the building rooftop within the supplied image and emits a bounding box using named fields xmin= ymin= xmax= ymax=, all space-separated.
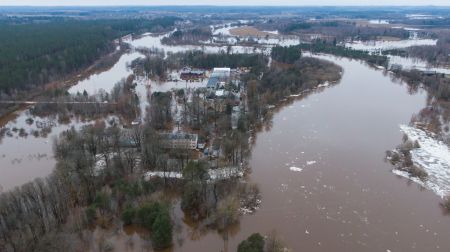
xmin=207 ymin=77 xmax=219 ymax=89
xmin=160 ymin=133 xmax=198 ymax=140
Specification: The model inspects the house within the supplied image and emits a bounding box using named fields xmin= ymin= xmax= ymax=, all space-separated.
xmin=215 ymin=89 xmax=228 ymax=97
xmin=180 ymin=67 xmax=205 ymax=80
xmin=211 ymin=68 xmax=231 ymax=78
xmin=207 ymin=67 xmax=231 ymax=91
xmin=207 ymin=77 xmax=220 ymax=90
xmin=160 ymin=133 xmax=198 ymax=149
xmin=197 ymin=142 xmax=206 ymax=149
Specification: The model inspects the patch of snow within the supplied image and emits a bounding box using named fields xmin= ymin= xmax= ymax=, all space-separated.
xmin=369 ymin=19 xmax=389 ymax=24
xmin=144 ymin=166 xmax=243 ymax=181
xmin=345 ymin=39 xmax=437 ymax=52
xmin=145 ymin=171 xmax=183 ymax=179
xmin=396 ymin=125 xmax=450 ymax=198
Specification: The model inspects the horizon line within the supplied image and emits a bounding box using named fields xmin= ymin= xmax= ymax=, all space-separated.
xmin=1 ymin=5 xmax=450 ymax=7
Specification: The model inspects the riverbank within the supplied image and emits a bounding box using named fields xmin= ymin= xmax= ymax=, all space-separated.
xmin=0 ymin=45 xmax=127 ymax=123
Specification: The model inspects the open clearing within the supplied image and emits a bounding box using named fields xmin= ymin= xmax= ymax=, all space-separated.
xmin=229 ymin=26 xmax=278 ymax=37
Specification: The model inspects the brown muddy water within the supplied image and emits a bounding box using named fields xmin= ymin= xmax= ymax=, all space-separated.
xmin=172 ymin=55 xmax=450 ymax=251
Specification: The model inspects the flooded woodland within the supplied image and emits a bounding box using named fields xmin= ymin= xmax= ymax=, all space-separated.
xmin=2 ymin=10 xmax=450 ymax=252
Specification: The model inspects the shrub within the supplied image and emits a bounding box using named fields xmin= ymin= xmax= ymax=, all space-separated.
xmin=441 ymin=197 xmax=450 ymax=213
xmin=94 ymin=192 xmax=111 ymax=211
xmin=238 ymin=233 xmax=265 ymax=252
xmin=409 ymin=165 xmax=428 ymax=181
xmin=85 ymin=205 xmax=97 ymax=225
xmin=121 ymin=206 xmax=136 ymax=225
xmin=151 ymin=211 xmax=173 ymax=249
xmin=137 ymin=202 xmax=162 ymax=230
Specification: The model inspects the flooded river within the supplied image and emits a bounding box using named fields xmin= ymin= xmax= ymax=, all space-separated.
xmin=174 ymin=55 xmax=450 ymax=251
xmin=2 ymin=32 xmax=450 ymax=251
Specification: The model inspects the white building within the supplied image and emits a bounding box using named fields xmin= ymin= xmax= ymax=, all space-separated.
xmin=211 ymin=68 xmax=231 ymax=78
xmin=160 ymin=133 xmax=198 ymax=149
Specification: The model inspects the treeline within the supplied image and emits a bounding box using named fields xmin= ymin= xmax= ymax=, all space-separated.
xmin=29 ymin=75 xmax=140 ymax=123
xmin=172 ymin=51 xmax=268 ymax=70
xmin=393 ymin=69 xmax=450 ymax=100
xmin=283 ymin=21 xmax=338 ymax=33
xmin=244 ymin=56 xmax=342 ymax=124
xmin=278 ymin=20 xmax=410 ymax=42
xmin=0 ymin=17 xmax=178 ymax=94
xmin=271 ymin=45 xmax=302 ymax=64
xmin=131 ymin=55 xmax=170 ymax=80
xmin=161 ymin=27 xmax=212 ymax=45
xmin=299 ymin=40 xmax=389 ymax=66
xmin=383 ymin=30 xmax=450 ymax=66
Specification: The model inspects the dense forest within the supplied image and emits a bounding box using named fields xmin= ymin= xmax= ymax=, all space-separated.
xmin=242 ymin=55 xmax=342 ymax=129
xmin=161 ymin=27 xmax=212 ymax=45
xmin=172 ymin=51 xmax=268 ymax=70
xmin=0 ymin=17 xmax=178 ymax=94
xmin=271 ymin=45 xmax=302 ymax=64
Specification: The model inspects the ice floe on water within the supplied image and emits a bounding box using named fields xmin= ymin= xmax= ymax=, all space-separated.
xmin=394 ymin=125 xmax=450 ymax=198
xmin=290 ymin=166 xmax=303 ymax=172
xmin=306 ymin=161 xmax=317 ymax=166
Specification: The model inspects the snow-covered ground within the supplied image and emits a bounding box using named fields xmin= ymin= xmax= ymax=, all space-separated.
xmin=144 ymin=166 xmax=243 ymax=181
xmin=369 ymin=19 xmax=389 ymax=24
xmin=393 ymin=125 xmax=450 ymax=198
xmin=388 ymin=56 xmax=450 ymax=75
xmin=345 ymin=39 xmax=437 ymax=52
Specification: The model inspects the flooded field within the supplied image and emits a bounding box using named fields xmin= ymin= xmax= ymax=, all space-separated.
xmin=388 ymin=55 xmax=450 ymax=74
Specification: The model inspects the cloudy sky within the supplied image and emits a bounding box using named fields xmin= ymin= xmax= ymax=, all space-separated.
xmin=1 ymin=0 xmax=449 ymax=6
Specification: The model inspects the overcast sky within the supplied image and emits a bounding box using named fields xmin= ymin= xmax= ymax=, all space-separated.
xmin=1 ymin=0 xmax=450 ymax=6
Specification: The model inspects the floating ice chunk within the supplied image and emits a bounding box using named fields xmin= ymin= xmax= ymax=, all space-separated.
xmin=306 ymin=161 xmax=317 ymax=165
xmin=290 ymin=166 xmax=303 ymax=172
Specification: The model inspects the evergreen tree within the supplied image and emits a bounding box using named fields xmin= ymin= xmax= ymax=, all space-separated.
xmin=151 ymin=210 xmax=173 ymax=249
xmin=237 ymin=233 xmax=265 ymax=252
